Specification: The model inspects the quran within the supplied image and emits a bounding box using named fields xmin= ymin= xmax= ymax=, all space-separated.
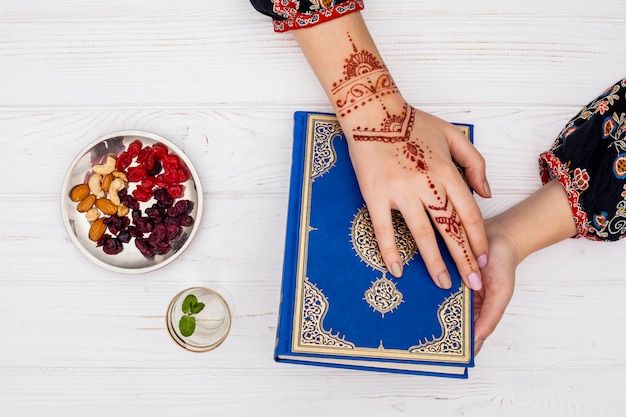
xmin=274 ymin=112 xmax=474 ymax=378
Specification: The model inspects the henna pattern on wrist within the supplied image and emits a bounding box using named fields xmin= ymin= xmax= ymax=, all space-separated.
xmin=332 ymin=34 xmax=399 ymax=118
xmin=333 ymin=33 xmax=474 ymax=271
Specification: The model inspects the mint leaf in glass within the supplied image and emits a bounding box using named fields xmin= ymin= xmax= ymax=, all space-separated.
xmin=181 ymin=294 xmax=197 ymax=314
xmin=179 ymin=315 xmax=196 ymax=337
xmin=191 ymin=302 xmax=205 ymax=315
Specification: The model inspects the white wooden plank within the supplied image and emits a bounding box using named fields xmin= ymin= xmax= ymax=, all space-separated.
xmin=0 ymin=367 xmax=625 ymax=417
xmin=0 ymin=17 xmax=623 ymax=107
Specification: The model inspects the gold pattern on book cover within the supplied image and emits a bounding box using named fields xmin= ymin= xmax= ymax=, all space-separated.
xmin=351 ymin=206 xmax=417 ymax=272
xmin=351 ymin=206 xmax=415 ymax=317
xmin=301 ymin=278 xmax=355 ymax=349
xmin=311 ymin=120 xmax=343 ymax=180
xmin=409 ymin=289 xmax=464 ymax=355
xmin=363 ymin=276 xmax=403 ymax=317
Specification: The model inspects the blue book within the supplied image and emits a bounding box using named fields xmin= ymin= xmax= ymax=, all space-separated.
xmin=275 ymin=111 xmax=474 ymax=378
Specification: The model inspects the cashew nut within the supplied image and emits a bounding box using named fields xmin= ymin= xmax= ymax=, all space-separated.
xmin=93 ymin=155 xmax=117 ymax=175
xmin=88 ymin=173 xmax=105 ymax=198
xmin=108 ymin=177 xmax=125 ymax=206
xmin=112 ymin=170 xmax=128 ymax=183
xmin=117 ymin=204 xmax=130 ymax=217
xmin=85 ymin=207 xmax=100 ymax=222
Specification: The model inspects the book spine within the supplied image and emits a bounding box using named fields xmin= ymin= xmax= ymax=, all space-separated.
xmin=274 ymin=112 xmax=310 ymax=359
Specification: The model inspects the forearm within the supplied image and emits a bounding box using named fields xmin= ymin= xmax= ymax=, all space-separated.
xmin=489 ymin=179 xmax=577 ymax=263
xmin=291 ymin=12 xmax=406 ymax=133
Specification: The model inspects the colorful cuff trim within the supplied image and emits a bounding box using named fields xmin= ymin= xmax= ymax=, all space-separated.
xmin=272 ymin=1 xmax=365 ymax=32
xmin=539 ymin=150 xmax=596 ymax=240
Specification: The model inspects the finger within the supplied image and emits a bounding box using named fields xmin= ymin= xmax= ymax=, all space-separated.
xmin=444 ymin=175 xmax=489 ymax=269
xmin=473 ymin=287 xmax=513 ymax=354
xmin=446 ymin=127 xmax=491 ymax=199
xmin=366 ymin=202 xmax=404 ymax=278
xmin=424 ymin=190 xmax=483 ymax=291
xmin=400 ymin=205 xmax=452 ymax=290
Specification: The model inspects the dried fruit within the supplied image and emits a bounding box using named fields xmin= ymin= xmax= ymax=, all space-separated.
xmin=95 ymin=198 xmax=118 ymax=215
xmin=88 ymin=217 xmax=107 ymax=241
xmin=69 ymin=184 xmax=90 ymax=202
xmin=77 ymin=194 xmax=96 ymax=212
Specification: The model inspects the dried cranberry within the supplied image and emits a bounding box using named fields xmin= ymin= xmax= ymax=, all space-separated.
xmin=135 ymin=238 xmax=154 ymax=258
xmin=127 ymin=139 xmax=143 ymax=158
xmin=151 ymin=143 xmax=169 ymax=159
xmin=107 ymin=217 xmax=121 ymax=234
xmin=154 ymin=188 xmax=174 ymax=208
xmin=161 ymin=154 xmax=180 ymax=169
xmin=146 ymin=205 xmax=165 ymax=223
xmin=116 ymin=151 xmax=133 ymax=171
xmin=166 ymin=183 xmax=185 ymax=199
xmin=141 ymin=176 xmax=156 ymax=190
xmin=102 ymin=237 xmax=124 ymax=255
xmin=117 ymin=230 xmax=131 ymax=243
xmin=147 ymin=160 xmax=163 ymax=177
xmin=124 ymin=194 xmax=140 ymax=211
xmin=132 ymin=185 xmax=152 ymax=202
xmin=135 ymin=217 xmax=154 ymax=234
xmin=127 ymin=165 xmax=148 ymax=183
xmin=166 ymin=224 xmax=182 ymax=241
xmin=149 ymin=223 xmax=168 ymax=242
xmin=167 ymin=200 xmax=194 ymax=217
xmin=178 ymin=215 xmax=194 ymax=228
xmin=153 ymin=241 xmax=172 ymax=256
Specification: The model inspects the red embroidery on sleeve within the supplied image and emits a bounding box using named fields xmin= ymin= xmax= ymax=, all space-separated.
xmin=272 ymin=1 xmax=365 ymax=32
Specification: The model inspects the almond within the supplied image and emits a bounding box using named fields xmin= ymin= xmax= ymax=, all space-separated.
xmin=76 ymin=194 xmax=96 ymax=212
xmin=101 ymin=173 xmax=114 ymax=193
xmin=88 ymin=218 xmax=107 ymax=242
xmin=95 ymin=198 xmax=118 ymax=215
xmin=69 ymin=184 xmax=90 ymax=202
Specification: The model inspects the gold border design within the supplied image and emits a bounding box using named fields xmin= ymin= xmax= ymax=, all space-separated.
xmin=409 ymin=289 xmax=465 ymax=354
xmin=300 ymin=278 xmax=355 ymax=348
xmin=311 ymin=119 xmax=343 ymax=179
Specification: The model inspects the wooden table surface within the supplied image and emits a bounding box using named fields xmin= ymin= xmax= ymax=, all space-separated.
xmin=2 ymin=1 xmax=626 ymax=415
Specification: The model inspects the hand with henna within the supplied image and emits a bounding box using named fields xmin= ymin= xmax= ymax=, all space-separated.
xmin=293 ymin=12 xmax=491 ymax=290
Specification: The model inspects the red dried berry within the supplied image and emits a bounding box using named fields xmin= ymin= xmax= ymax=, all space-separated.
xmin=116 ymin=151 xmax=133 ymax=171
xmin=127 ymin=165 xmax=148 ymax=183
xmin=141 ymin=176 xmax=156 ymax=190
xmin=162 ymin=154 xmax=180 ymax=170
xmin=102 ymin=237 xmax=124 ymax=255
xmin=166 ymin=183 xmax=185 ymax=199
xmin=151 ymin=142 xmax=169 ymax=159
xmin=127 ymin=139 xmax=143 ymax=158
xmin=154 ymin=174 xmax=167 ymax=189
xmin=132 ymin=185 xmax=152 ymax=202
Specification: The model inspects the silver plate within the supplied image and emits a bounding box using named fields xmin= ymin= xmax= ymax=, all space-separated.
xmin=61 ymin=130 xmax=203 ymax=274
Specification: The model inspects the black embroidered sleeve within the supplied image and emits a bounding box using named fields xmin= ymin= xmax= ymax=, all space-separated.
xmin=250 ymin=0 xmax=364 ymax=32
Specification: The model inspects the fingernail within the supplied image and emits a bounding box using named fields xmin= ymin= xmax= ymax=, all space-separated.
xmin=484 ymin=179 xmax=492 ymax=198
xmin=390 ymin=262 xmax=403 ymax=278
xmin=477 ymin=254 xmax=488 ymax=269
xmin=437 ymin=271 xmax=452 ymax=289
xmin=468 ymin=272 xmax=482 ymax=291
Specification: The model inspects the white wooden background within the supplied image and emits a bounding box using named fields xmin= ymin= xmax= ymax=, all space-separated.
xmin=1 ymin=1 xmax=626 ymax=415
